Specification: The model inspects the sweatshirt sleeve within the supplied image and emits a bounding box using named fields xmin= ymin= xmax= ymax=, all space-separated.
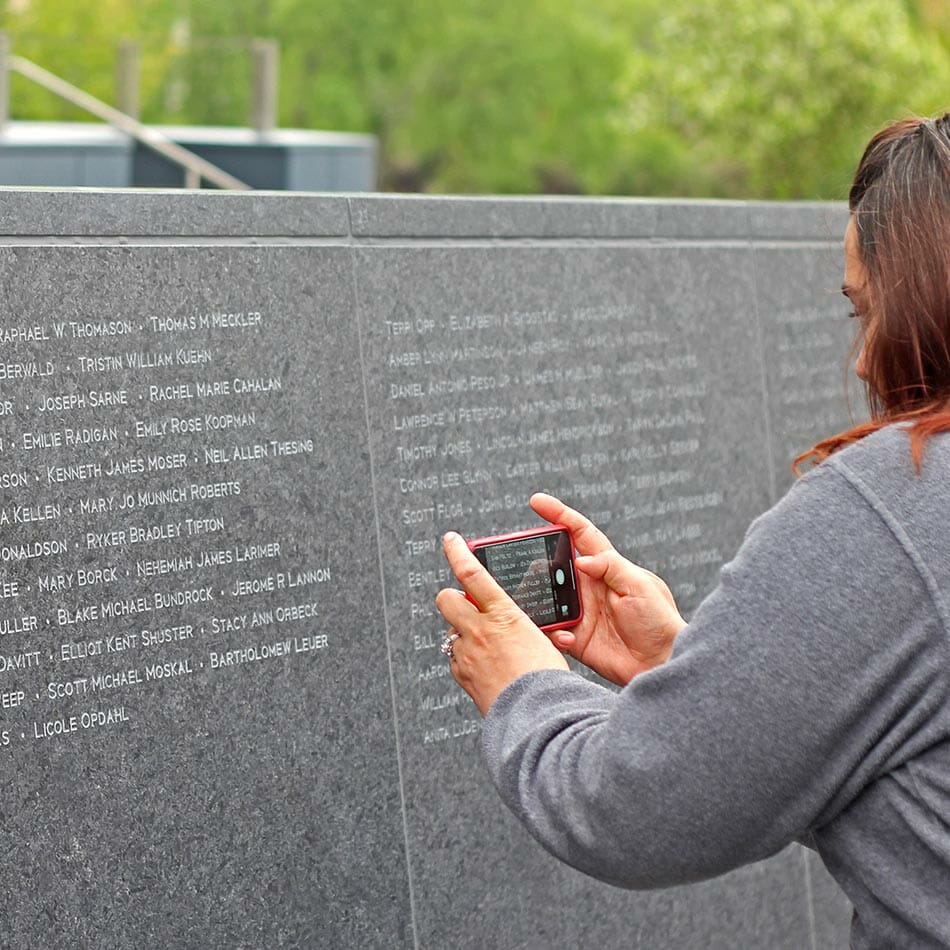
xmin=481 ymin=463 xmax=949 ymax=889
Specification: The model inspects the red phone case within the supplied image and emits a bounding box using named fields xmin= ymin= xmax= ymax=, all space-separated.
xmin=466 ymin=524 xmax=583 ymax=631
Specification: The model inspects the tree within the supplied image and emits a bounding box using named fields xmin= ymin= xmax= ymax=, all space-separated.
xmin=2 ymin=0 xmax=147 ymax=120
xmin=3 ymin=0 xmax=949 ymax=198
xmin=270 ymin=0 xmax=629 ymax=193
xmin=617 ymin=0 xmax=950 ymax=198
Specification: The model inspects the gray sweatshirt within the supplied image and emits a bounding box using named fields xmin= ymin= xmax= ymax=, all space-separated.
xmin=483 ymin=425 xmax=950 ymax=948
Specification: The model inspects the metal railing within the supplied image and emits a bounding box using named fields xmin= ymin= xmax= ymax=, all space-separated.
xmin=0 ymin=33 xmax=252 ymax=190
xmin=109 ymin=36 xmax=279 ymax=133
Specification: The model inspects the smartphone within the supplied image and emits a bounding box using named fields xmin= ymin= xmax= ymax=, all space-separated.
xmin=467 ymin=524 xmax=583 ymax=632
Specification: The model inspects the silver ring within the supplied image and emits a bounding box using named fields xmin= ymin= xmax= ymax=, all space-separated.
xmin=440 ymin=632 xmax=460 ymax=659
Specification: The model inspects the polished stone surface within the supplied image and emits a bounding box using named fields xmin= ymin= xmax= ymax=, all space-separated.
xmin=753 ymin=242 xmax=864 ymax=498
xmin=354 ymin=242 xmax=798 ymax=948
xmin=0 ymin=191 xmax=853 ymax=949
xmin=0 ymin=245 xmax=410 ymax=948
xmin=807 ymin=849 xmax=855 ymax=948
xmin=0 ymin=187 xmax=350 ymax=236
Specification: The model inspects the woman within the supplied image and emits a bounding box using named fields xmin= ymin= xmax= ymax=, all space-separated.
xmin=436 ymin=114 xmax=950 ymax=948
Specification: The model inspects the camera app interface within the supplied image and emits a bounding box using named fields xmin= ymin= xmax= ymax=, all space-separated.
xmin=483 ymin=535 xmax=557 ymax=626
xmin=480 ymin=532 xmax=576 ymax=627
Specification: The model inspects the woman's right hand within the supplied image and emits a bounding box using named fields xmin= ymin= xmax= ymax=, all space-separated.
xmin=530 ymin=492 xmax=687 ymax=687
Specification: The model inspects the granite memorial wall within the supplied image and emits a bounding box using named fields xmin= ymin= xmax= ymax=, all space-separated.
xmin=0 ymin=189 xmax=857 ymax=948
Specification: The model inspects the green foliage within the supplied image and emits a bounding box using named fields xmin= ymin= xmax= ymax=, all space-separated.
xmin=266 ymin=0 xmax=629 ymax=193
xmin=2 ymin=0 xmax=949 ymax=198
xmin=2 ymin=0 xmax=143 ymax=121
xmin=140 ymin=0 xmax=280 ymax=126
xmin=619 ymin=0 xmax=950 ymax=198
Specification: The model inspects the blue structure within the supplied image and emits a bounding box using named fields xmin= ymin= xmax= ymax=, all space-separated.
xmin=0 ymin=120 xmax=376 ymax=190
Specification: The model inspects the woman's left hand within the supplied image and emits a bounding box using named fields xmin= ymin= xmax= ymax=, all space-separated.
xmin=436 ymin=531 xmax=569 ymax=716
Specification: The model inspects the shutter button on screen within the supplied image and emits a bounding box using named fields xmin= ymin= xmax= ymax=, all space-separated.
xmin=555 ymin=568 xmax=565 ymax=585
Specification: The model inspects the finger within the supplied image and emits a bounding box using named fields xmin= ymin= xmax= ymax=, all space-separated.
xmin=435 ymin=587 xmax=480 ymax=630
xmin=529 ymin=492 xmax=613 ymax=557
xmin=552 ymin=630 xmax=576 ymax=652
xmin=575 ymin=550 xmax=642 ymax=597
xmin=442 ymin=531 xmax=512 ymax=611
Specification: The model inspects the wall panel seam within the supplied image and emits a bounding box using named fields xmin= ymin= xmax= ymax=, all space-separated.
xmin=346 ymin=245 xmax=422 ymax=950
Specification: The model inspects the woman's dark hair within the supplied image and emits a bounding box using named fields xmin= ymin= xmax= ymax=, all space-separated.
xmin=795 ymin=113 xmax=950 ymax=473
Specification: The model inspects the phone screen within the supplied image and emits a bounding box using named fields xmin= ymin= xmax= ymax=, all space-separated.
xmin=473 ymin=529 xmax=580 ymax=628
